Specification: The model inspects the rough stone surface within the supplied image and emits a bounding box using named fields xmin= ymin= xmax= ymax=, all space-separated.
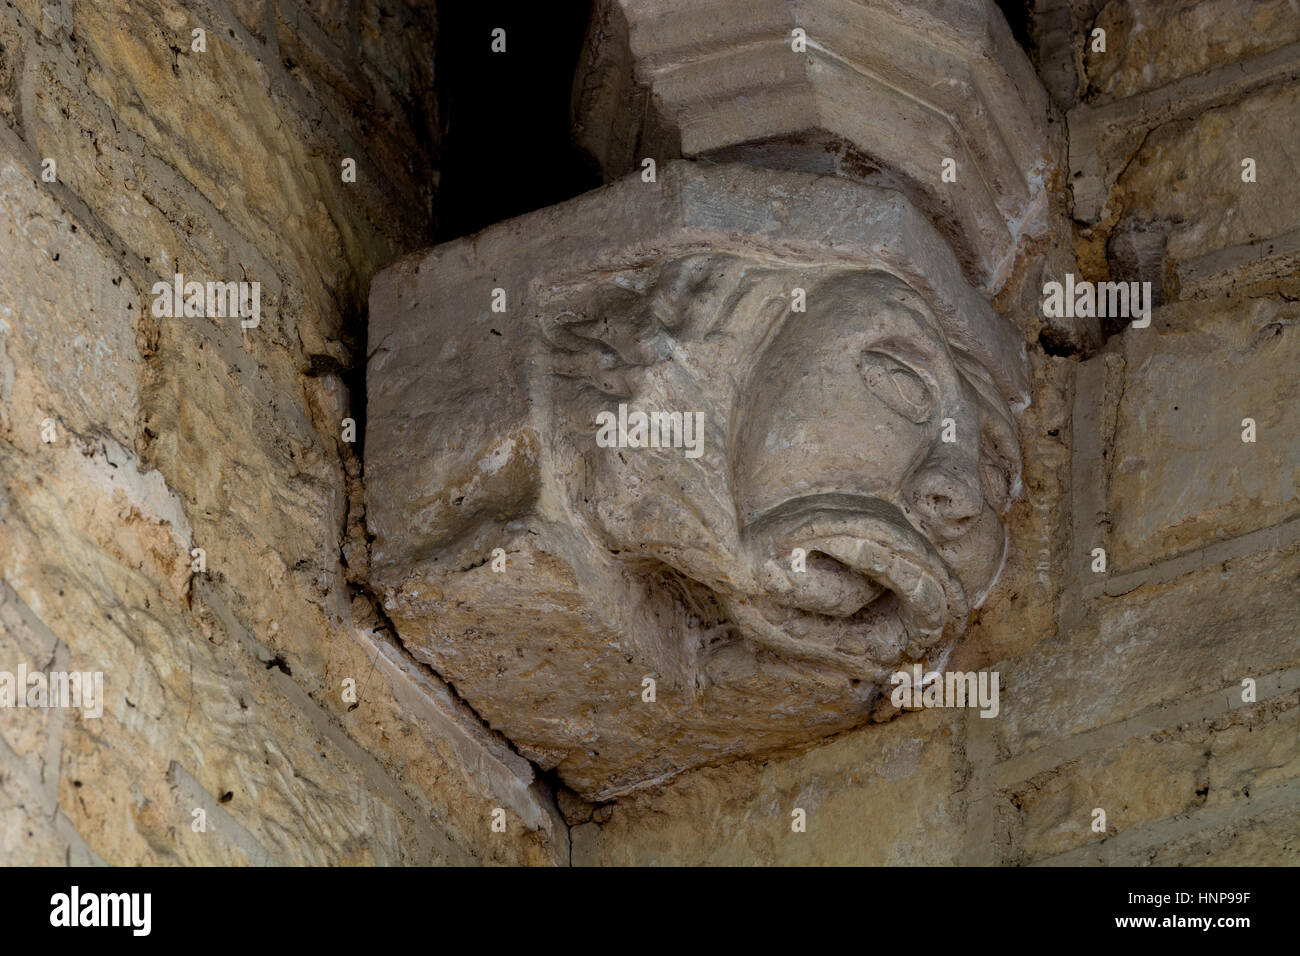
xmin=1114 ymin=82 xmax=1300 ymax=295
xmin=996 ymin=542 xmax=1300 ymax=757
xmin=1109 ymin=295 xmax=1300 ymax=570
xmin=0 ymin=0 xmax=566 ymax=866
xmin=367 ymin=161 xmax=1031 ymax=799
xmin=1084 ymin=0 xmax=1300 ymax=104
xmin=1001 ymin=692 xmax=1299 ymax=861
xmin=571 ymin=706 xmax=966 ymax=865
xmin=575 ymin=0 xmax=1057 ymax=295
xmin=1154 ymin=810 xmax=1299 ymax=865
xmin=3 ymin=0 xmax=1296 ymax=868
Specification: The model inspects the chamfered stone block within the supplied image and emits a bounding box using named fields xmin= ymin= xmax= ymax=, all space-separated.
xmin=573 ymin=0 xmax=1055 ymax=294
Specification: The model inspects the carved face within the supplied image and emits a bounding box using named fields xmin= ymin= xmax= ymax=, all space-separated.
xmin=547 ymin=258 xmax=1021 ymax=685
xmin=366 ymin=168 xmax=1035 ymax=795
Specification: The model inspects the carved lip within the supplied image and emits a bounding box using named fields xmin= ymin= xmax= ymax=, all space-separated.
xmin=731 ymin=494 xmax=969 ymax=676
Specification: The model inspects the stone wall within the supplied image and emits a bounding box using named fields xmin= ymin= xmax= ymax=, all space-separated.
xmin=568 ymin=1 xmax=1300 ymax=865
xmin=2 ymin=0 xmax=1295 ymax=868
xmin=0 ymin=0 xmax=568 ymax=865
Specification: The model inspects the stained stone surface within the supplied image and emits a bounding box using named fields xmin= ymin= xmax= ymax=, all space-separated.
xmin=1084 ymin=0 xmax=1300 ymax=105
xmin=570 ymin=705 xmax=966 ymax=865
xmin=1109 ymin=294 xmax=1300 ymax=570
xmin=573 ymin=0 xmax=1055 ymax=294
xmin=993 ymin=540 xmax=1300 ymax=761
xmin=367 ymin=161 xmax=1029 ymax=799
xmin=2 ymin=0 xmax=1295 ymax=868
xmin=1114 ymin=82 xmax=1300 ymax=294
xmin=0 ymin=0 xmax=567 ymax=865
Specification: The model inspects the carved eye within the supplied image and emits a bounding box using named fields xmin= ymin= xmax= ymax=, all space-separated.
xmin=859 ymin=350 xmax=935 ymax=424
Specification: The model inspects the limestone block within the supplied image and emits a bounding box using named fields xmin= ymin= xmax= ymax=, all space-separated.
xmin=1110 ymin=294 xmax=1300 ymax=570
xmin=0 ymin=585 xmax=63 ymax=777
xmin=1003 ymin=693 xmax=1298 ymax=862
xmin=0 ymin=432 xmax=524 ymax=864
xmin=0 ymin=0 xmax=576 ymax=867
xmin=1204 ymin=691 xmax=1300 ymax=808
xmin=0 ymin=784 xmax=67 ymax=865
xmin=1005 ymin=734 xmax=1207 ymax=861
xmin=368 ymin=162 xmax=1029 ymax=799
xmin=1084 ymin=0 xmax=1300 ymax=105
xmin=574 ymin=0 xmax=1055 ymax=293
xmin=0 ymin=437 xmax=375 ymax=864
xmin=0 ymin=152 xmax=139 ymax=448
xmin=24 ymin=50 xmax=284 ymax=322
xmin=1115 ymin=82 xmax=1300 ymax=295
xmin=993 ymin=541 xmax=1300 ymax=760
xmin=570 ymin=706 xmax=964 ymax=865
xmin=1068 ymin=56 xmax=1300 ymax=293
xmin=1145 ymin=804 xmax=1298 ymax=865
xmin=64 ymin=0 xmax=409 ymax=337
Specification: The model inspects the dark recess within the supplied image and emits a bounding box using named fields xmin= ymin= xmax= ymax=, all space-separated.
xmin=995 ymin=0 xmax=1034 ymax=55
xmin=1038 ymin=327 xmax=1081 ymax=358
xmin=434 ymin=0 xmax=602 ymax=241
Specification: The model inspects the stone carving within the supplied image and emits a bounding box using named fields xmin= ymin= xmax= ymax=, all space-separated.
xmin=542 ymin=256 xmax=1019 ymax=671
xmin=367 ymin=163 xmax=1028 ymax=798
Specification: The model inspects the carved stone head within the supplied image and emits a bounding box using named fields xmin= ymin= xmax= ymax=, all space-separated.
xmin=367 ymin=163 xmax=1028 ymax=798
xmin=545 ymin=255 xmax=1020 ymax=675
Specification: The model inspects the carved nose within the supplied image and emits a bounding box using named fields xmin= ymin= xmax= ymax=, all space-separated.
xmin=907 ymin=461 xmax=983 ymax=525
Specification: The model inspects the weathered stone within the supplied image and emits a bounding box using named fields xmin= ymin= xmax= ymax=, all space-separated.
xmin=1115 ymin=82 xmax=1300 ymax=294
xmin=1003 ymin=734 xmax=1207 ymax=861
xmin=571 ymin=705 xmax=964 ymax=864
xmin=66 ymin=0 xmax=416 ymax=343
xmin=994 ymin=541 xmax=1300 ymax=759
xmin=953 ymin=351 xmax=1073 ymax=667
xmin=24 ymin=45 xmax=284 ymax=322
xmin=227 ymin=0 xmax=270 ymax=42
xmin=2 ymin=0 xmax=1295 ymax=870
xmin=1109 ymin=294 xmax=1300 ymax=570
xmin=0 ymin=0 xmax=569 ymax=866
xmin=561 ymin=0 xmax=1298 ymax=863
xmin=0 ymin=10 xmax=23 ymax=128
xmin=575 ymin=0 xmax=1055 ymax=294
xmin=1069 ymin=59 xmax=1300 ymax=294
xmin=1204 ymin=691 xmax=1300 ymax=807
xmin=368 ymin=161 xmax=1031 ymax=799
xmin=1144 ymin=804 xmax=1299 ymax=865
xmin=1000 ymin=693 xmax=1298 ymax=861
xmin=0 ymin=152 xmax=139 ymax=447
xmin=1084 ymin=0 xmax=1300 ymax=104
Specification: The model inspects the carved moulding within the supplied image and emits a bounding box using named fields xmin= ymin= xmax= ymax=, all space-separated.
xmin=366 ymin=162 xmax=1028 ymax=799
xmin=573 ymin=0 xmax=1054 ymax=295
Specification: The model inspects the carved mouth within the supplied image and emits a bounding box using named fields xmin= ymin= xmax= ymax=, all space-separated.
xmin=724 ymin=494 xmax=970 ymax=678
